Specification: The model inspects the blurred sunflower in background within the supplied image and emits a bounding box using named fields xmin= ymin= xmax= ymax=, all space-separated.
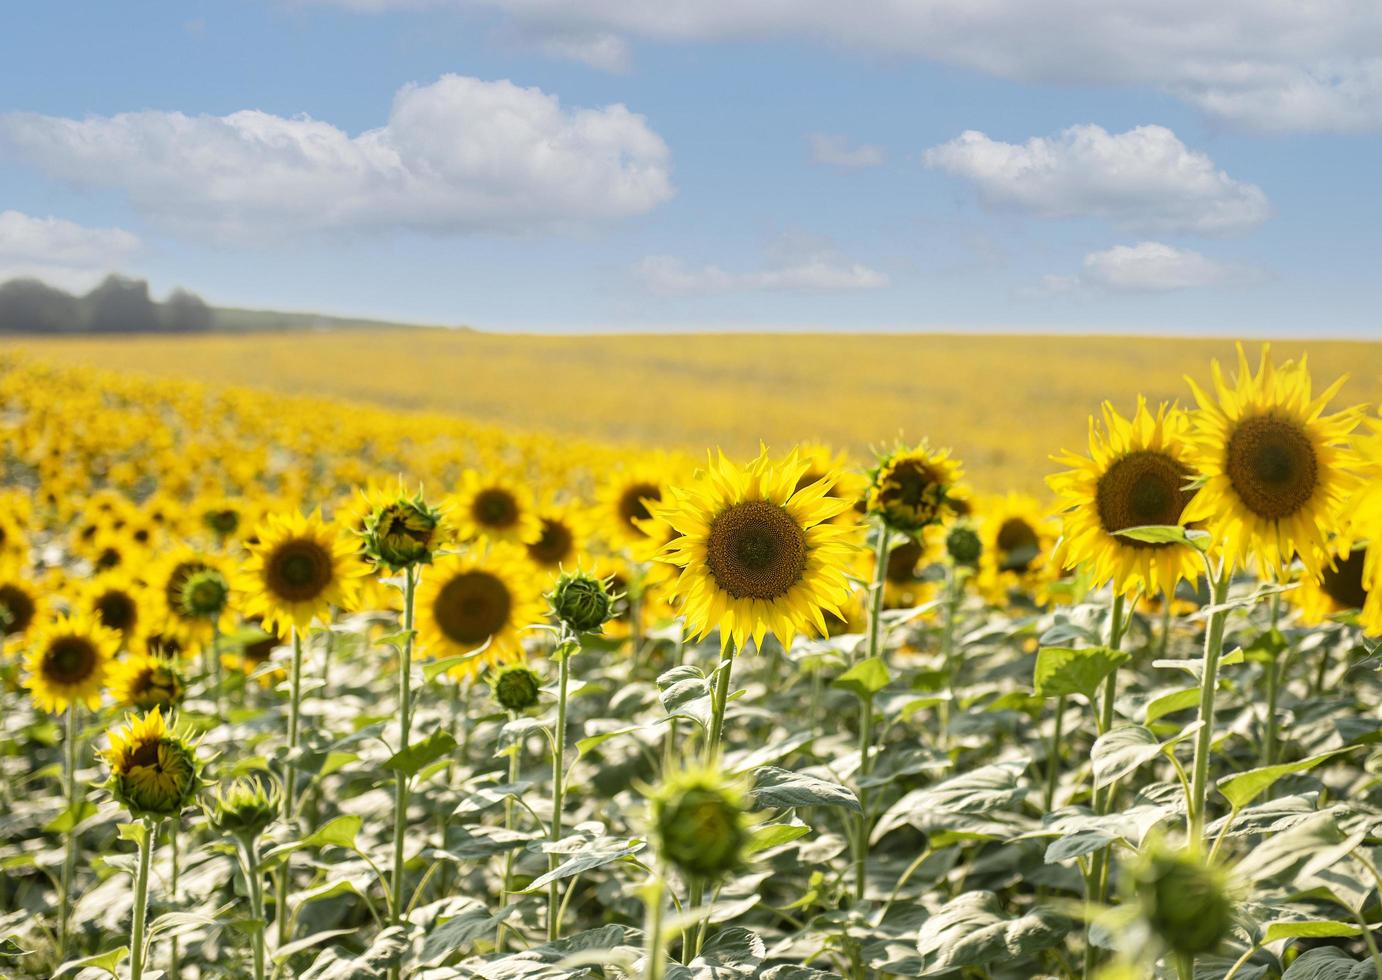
xmin=238 ymin=511 xmax=364 ymax=635
xmin=109 ymin=653 xmax=186 ymax=711
xmin=24 ymin=612 xmax=119 ymax=713
xmin=450 ymin=469 xmax=541 ymax=546
xmin=1183 ymin=344 xmax=1362 ymax=577
xmin=600 ymin=463 xmax=670 ymax=550
xmin=867 ymin=444 xmax=964 ymax=535
xmin=1049 ymin=399 xmax=1201 ymax=598
xmin=79 ymin=573 xmax=153 ymax=647
xmin=415 ymin=545 xmax=544 ymax=679
xmin=0 ymin=570 xmax=46 ymax=650
xmin=525 ymin=499 xmax=592 ymax=572
xmin=976 ymin=493 xmax=1059 ymax=604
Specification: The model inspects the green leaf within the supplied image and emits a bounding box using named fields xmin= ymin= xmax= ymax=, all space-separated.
xmin=743 ymin=822 xmax=811 ymax=857
xmin=1264 ymin=920 xmax=1363 ymax=942
xmin=1092 ymin=722 xmax=1201 ymax=790
xmin=382 ymin=729 xmax=457 ymax=777
xmin=0 ymin=937 xmax=28 ymax=958
xmin=832 ymin=656 xmax=890 ymax=700
xmin=915 ymin=891 xmax=1067 ymax=971
xmin=116 ymin=822 xmax=149 ymax=846
xmin=576 ymin=725 xmax=646 ymax=755
xmin=45 ymin=799 xmax=99 ymax=834
xmin=1217 ymin=747 xmax=1358 ymax=810
xmin=52 ymin=947 xmax=128 ymax=978
xmin=748 ymin=766 xmax=861 ymax=813
xmin=1143 ymin=687 xmax=1200 ymax=724
xmin=523 ymin=837 xmax=645 ymax=892
xmin=657 ymin=665 xmax=713 ymax=729
xmin=272 ymin=928 xmax=358 ymax=964
xmin=419 ymin=904 xmax=502 ymax=964
xmin=1033 ymin=646 xmax=1130 ymax=701
xmin=421 ymin=643 xmax=491 ymax=682
xmin=1280 ymin=946 xmax=1378 ymax=979
xmin=1114 ymin=524 xmax=1211 ymax=552
xmin=302 ymin=814 xmax=362 ymax=851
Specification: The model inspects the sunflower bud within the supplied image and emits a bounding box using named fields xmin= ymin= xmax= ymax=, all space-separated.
xmin=492 ymin=664 xmax=542 ymax=713
xmin=179 ymin=569 xmax=230 ymax=619
xmin=946 ymin=524 xmax=982 ymax=567
xmin=362 ymin=493 xmax=444 ymax=571
xmin=651 ymin=767 xmax=751 ymax=881
xmin=867 ymin=445 xmax=962 ymax=535
xmin=1135 ymin=847 xmax=1232 ymax=956
xmin=202 ymin=508 xmax=241 ymax=539
xmin=101 ymin=708 xmax=201 ymax=820
xmin=207 ymin=777 xmax=279 ymax=840
xmin=549 ymin=571 xmax=614 ymax=634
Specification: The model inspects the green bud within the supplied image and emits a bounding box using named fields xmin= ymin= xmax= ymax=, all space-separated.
xmin=363 ymin=494 xmax=443 ymax=571
xmin=101 ymin=708 xmax=202 ymax=820
xmin=549 ymin=571 xmax=614 ymax=634
xmin=1135 ymin=847 xmax=1232 ymax=956
xmin=179 ymin=568 xmax=230 ymax=619
xmin=202 ymin=508 xmax=241 ymax=538
xmin=207 ymin=776 xmax=280 ymax=840
xmin=946 ymin=524 xmax=982 ymax=567
xmin=492 ymin=664 xmax=542 ymax=713
xmin=652 ymin=768 xmax=751 ymax=881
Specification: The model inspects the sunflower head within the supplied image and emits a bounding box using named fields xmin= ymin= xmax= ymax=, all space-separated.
xmin=416 ymin=546 xmax=544 ymax=680
xmin=0 ymin=577 xmax=41 ymax=639
xmin=179 ymin=568 xmax=231 ymax=619
xmin=1134 ymin=845 xmax=1232 ymax=957
xmin=110 ymin=654 xmax=186 ymax=711
xmin=549 ymin=570 xmax=616 ymax=635
xmin=650 ymin=765 xmax=753 ymax=881
xmin=24 ymin=613 xmax=119 ymax=714
xmin=450 ymin=470 xmax=541 ymax=546
xmin=238 ymin=511 xmax=364 ymax=635
xmin=491 ymin=663 xmax=542 ymax=713
xmin=1183 ymin=343 xmax=1363 ymax=577
xmin=867 ymin=444 xmax=963 ymax=535
xmin=206 ymin=776 xmax=279 ymax=840
xmin=101 ymin=707 xmax=202 ymax=819
xmin=945 ymin=523 xmax=982 ymax=568
xmin=200 ymin=505 xmax=242 ymax=540
xmin=361 ymin=489 xmax=445 ymax=571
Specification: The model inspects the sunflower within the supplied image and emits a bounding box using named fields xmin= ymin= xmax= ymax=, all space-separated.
xmin=1049 ymin=398 xmax=1203 ymax=599
xmin=0 ymin=571 xmax=46 ymax=648
xmin=101 ymin=707 xmax=201 ymax=818
xmin=448 ymin=470 xmax=541 ymax=546
xmin=146 ymin=548 xmax=234 ymax=643
xmin=1183 ymin=344 xmax=1362 ymax=577
xmin=867 ymin=444 xmax=964 ymax=535
xmin=0 ymin=509 xmax=28 ymax=567
xmin=415 ymin=544 xmax=545 ymax=679
xmin=600 ymin=463 xmax=671 ymax=550
xmin=656 ymin=448 xmax=856 ymax=652
xmin=108 ymin=653 xmax=186 ymax=710
xmin=881 ymin=529 xmax=943 ymax=609
xmin=24 ymin=612 xmax=119 ymax=714
xmin=237 ymin=511 xmax=365 ymax=635
xmin=1292 ymin=544 xmax=1369 ymax=626
xmin=791 ymin=444 xmax=869 ymax=526
xmin=976 ymin=493 xmax=1059 ymax=603
xmin=526 ymin=500 xmax=592 ymax=571
xmin=79 ymin=573 xmax=152 ymax=644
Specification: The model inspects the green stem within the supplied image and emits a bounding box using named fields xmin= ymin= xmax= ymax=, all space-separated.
xmin=129 ymin=820 xmax=157 ymax=980
xmin=1044 ymin=696 xmax=1066 ymax=812
xmin=643 ymin=869 xmax=667 ymax=980
xmin=59 ymin=702 xmax=79 ymax=956
xmin=684 ymin=642 xmax=738 ymax=963
xmin=548 ymin=640 xmax=573 ymax=942
xmin=237 ymin=837 xmax=267 ymax=980
xmin=1157 ymin=598 xmax=1173 ymax=660
xmin=391 ymin=568 xmax=417 ymax=925
xmin=275 ymin=628 xmax=305 ymax=946
xmin=1084 ymin=592 xmax=1127 ymax=979
xmin=864 ymin=526 xmax=889 ymax=667
xmin=496 ymin=717 xmax=521 ymax=954
xmin=169 ymin=823 xmax=180 ymax=979
xmin=852 ymin=693 xmax=875 ymax=903
xmin=1188 ymin=564 xmax=1232 ymax=845
xmin=211 ymin=620 xmax=223 ymax=719
xmin=938 ymin=565 xmax=963 ymax=750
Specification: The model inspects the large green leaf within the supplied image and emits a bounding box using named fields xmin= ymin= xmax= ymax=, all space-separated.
xmin=1033 ymin=646 xmax=1130 ymax=701
xmin=915 ymin=891 xmax=1067 ymax=972
xmin=1217 ymin=747 xmax=1357 ymax=810
xmin=1280 ymin=947 xmax=1378 ymax=979
xmin=1091 ymin=722 xmax=1200 ymax=790
xmin=52 ymin=947 xmax=128 ymax=978
xmin=382 ymin=729 xmax=458 ymax=777
xmin=748 ymin=766 xmax=861 ymax=813
xmin=833 ymin=656 xmax=891 ymax=700
xmin=523 ymin=836 xmax=645 ymax=892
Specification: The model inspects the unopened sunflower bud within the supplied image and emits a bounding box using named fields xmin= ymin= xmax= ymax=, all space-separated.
xmin=202 ymin=508 xmax=241 ymax=539
xmin=101 ymin=708 xmax=201 ymax=820
xmin=867 ymin=444 xmax=963 ymax=535
xmin=363 ymin=493 xmax=444 ymax=571
xmin=652 ymin=768 xmax=751 ymax=880
xmin=1135 ymin=847 xmax=1232 ymax=956
xmin=946 ymin=524 xmax=982 ymax=567
xmin=179 ymin=569 xmax=230 ymax=619
xmin=549 ymin=571 xmax=614 ymax=634
xmin=492 ymin=664 xmax=542 ymax=713
xmin=207 ymin=777 xmax=279 ymax=840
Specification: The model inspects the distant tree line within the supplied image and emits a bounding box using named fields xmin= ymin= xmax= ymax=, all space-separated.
xmin=0 ymin=275 xmax=214 ymax=334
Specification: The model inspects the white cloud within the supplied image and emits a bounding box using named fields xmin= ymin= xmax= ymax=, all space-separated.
xmin=302 ymin=1 xmax=1382 ymax=132
xmin=923 ymin=125 xmax=1269 ymax=236
xmin=0 ymin=211 xmax=141 ymax=292
xmin=0 ymin=75 xmax=673 ymax=241
xmin=1059 ymin=241 xmax=1261 ymax=293
xmin=637 ymin=251 xmax=889 ymax=295
xmin=809 ymin=133 xmax=885 ymax=169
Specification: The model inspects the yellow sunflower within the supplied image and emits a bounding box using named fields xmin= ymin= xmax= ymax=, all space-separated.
xmin=101 ymin=707 xmax=201 ymax=818
xmin=0 ymin=509 xmax=28 ymax=567
xmin=108 ymin=653 xmax=186 ymax=710
xmin=0 ymin=571 xmax=47 ymax=649
xmin=448 ymin=470 xmax=541 ymax=546
xmin=599 ymin=463 xmax=671 ymax=550
xmin=415 ymin=544 xmax=545 ymax=680
xmin=1049 ymin=398 xmax=1202 ymax=598
xmin=791 ymin=443 xmax=870 ymax=527
xmin=526 ymin=499 xmax=592 ymax=572
xmin=976 ymin=493 xmax=1059 ymax=603
xmin=1291 ymin=544 xmax=1368 ymax=626
xmin=1183 ymin=344 xmax=1363 ymax=577
xmin=656 ymin=448 xmax=856 ymax=652
xmin=24 ymin=612 xmax=120 ymax=713
xmin=866 ymin=444 xmax=964 ymax=535
xmin=146 ymin=547 xmax=234 ymax=643
xmin=237 ymin=511 xmax=365 ymax=636
xmin=78 ymin=573 xmax=153 ymax=645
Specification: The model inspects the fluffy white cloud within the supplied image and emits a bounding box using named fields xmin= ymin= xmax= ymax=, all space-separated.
xmin=1066 ymin=241 xmax=1260 ymax=292
xmin=0 ymin=211 xmax=141 ymax=291
xmin=0 ymin=75 xmax=673 ymax=241
xmin=923 ymin=125 xmax=1269 ymax=236
xmin=637 ymin=252 xmax=888 ymax=295
xmin=809 ymin=133 xmax=885 ymax=169
xmin=304 ymin=1 xmax=1382 ymax=132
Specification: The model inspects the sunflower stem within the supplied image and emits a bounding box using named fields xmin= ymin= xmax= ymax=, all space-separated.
xmin=391 ymin=567 xmax=417 ymax=926
xmin=1262 ymin=592 xmax=1282 ymax=766
xmin=1189 ymin=562 xmax=1232 ymax=845
xmin=643 ymin=866 xmax=667 ymax=980
xmin=274 ymin=628 xmax=305 ymax=947
xmin=236 ymin=836 xmax=267 ymax=980
xmin=496 ymin=712 xmax=521 ymax=954
xmin=548 ymin=637 xmax=575 ymax=942
xmin=1044 ymin=696 xmax=1066 ymax=812
xmin=1084 ymin=591 xmax=1127 ymax=976
xmin=169 ymin=823 xmax=180 ymax=979
xmin=864 ymin=525 xmax=889 ymax=668
xmin=58 ymin=702 xmax=79 ymax=957
xmin=211 ymin=620 xmax=223 ymax=719
xmin=129 ymin=818 xmax=156 ymax=980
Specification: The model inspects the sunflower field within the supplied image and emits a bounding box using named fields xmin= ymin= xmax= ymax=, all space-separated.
xmin=3 ymin=343 xmax=1382 ymax=980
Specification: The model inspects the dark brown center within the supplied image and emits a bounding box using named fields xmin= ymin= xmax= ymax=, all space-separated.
xmin=996 ymin=518 xmax=1041 ymax=573
xmin=705 ymin=500 xmax=807 ymax=600
xmin=433 ymin=571 xmax=512 ymax=645
xmin=885 ymin=538 xmax=923 ymax=583
xmin=618 ymin=482 xmax=661 ymax=532
xmin=1096 ymin=450 xmax=1192 ymax=549
xmin=528 ymin=518 xmax=574 ymax=566
xmin=1321 ymin=548 xmax=1368 ymax=610
xmin=472 ymin=489 xmax=519 ymax=529
xmin=266 ymin=539 xmax=333 ymax=602
xmin=96 ymin=590 xmax=138 ymax=632
xmin=0 ymin=584 xmax=36 ymax=636
xmin=43 ymin=636 xmax=97 ymax=685
xmin=1224 ymin=414 xmax=1319 ymax=521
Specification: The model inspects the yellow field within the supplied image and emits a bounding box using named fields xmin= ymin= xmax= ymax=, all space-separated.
xmin=18 ymin=328 xmax=1382 ymax=492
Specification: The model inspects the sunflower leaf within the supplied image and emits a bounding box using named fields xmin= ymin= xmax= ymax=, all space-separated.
xmin=1033 ymin=646 xmax=1130 ymax=701
xmin=52 ymin=947 xmax=128 ymax=978
xmin=382 ymin=729 xmax=457 ymax=776
xmin=1216 ymin=747 xmax=1358 ymax=810
xmin=833 ymin=656 xmax=890 ymax=700
xmin=1114 ymin=524 xmax=1211 ymax=552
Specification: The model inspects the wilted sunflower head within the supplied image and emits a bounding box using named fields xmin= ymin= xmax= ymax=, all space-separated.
xmin=206 ymin=776 xmax=279 ymax=839
xmin=549 ymin=570 xmax=616 ymax=635
xmin=649 ymin=765 xmax=754 ymax=881
xmin=24 ymin=613 xmax=119 ymax=714
xmin=110 ymin=654 xmax=186 ymax=711
xmin=101 ymin=707 xmax=202 ymax=819
xmin=1183 ymin=344 xmax=1363 ymax=577
xmin=491 ymin=663 xmax=542 ymax=713
xmin=1133 ymin=844 xmax=1233 ymax=958
xmin=361 ymin=488 xmax=445 ymax=571
xmin=867 ymin=444 xmax=963 ymax=535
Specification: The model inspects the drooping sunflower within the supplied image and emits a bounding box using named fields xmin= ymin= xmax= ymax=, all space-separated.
xmin=448 ymin=470 xmax=542 ymax=546
xmin=237 ymin=511 xmax=365 ymax=636
xmin=1183 ymin=344 xmax=1363 ymax=577
xmin=866 ymin=444 xmax=965 ymax=536
xmin=24 ymin=612 xmax=120 ymax=714
xmin=415 ymin=545 xmax=545 ymax=679
xmin=656 ymin=448 xmax=856 ymax=652
xmin=108 ymin=653 xmax=186 ymax=710
xmin=1049 ymin=398 xmax=1201 ymax=598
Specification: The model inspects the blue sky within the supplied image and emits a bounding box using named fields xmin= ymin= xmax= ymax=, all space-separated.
xmin=1 ymin=1 xmax=1380 ymax=335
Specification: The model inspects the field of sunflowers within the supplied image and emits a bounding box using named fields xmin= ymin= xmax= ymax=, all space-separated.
xmin=3 ymin=341 xmax=1382 ymax=980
